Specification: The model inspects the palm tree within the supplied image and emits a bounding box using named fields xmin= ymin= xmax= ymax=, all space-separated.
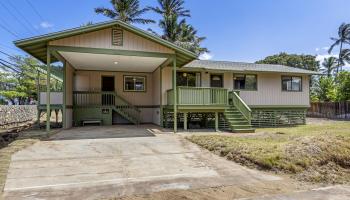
xmin=148 ymin=0 xmax=208 ymax=55
xmin=340 ymin=49 xmax=350 ymax=65
xmin=95 ymin=0 xmax=155 ymax=24
xmin=148 ymin=0 xmax=190 ymax=18
xmin=321 ymin=57 xmax=337 ymax=77
xmin=328 ymin=23 xmax=350 ymax=73
xmin=149 ymin=15 xmax=208 ymax=55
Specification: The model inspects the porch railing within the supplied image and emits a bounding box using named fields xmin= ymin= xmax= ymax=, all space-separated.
xmin=73 ymin=91 xmax=141 ymax=123
xmin=230 ymin=91 xmax=252 ymax=123
xmin=167 ymin=87 xmax=228 ymax=106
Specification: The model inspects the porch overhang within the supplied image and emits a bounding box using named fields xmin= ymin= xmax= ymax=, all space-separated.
xmin=49 ymin=45 xmax=172 ymax=72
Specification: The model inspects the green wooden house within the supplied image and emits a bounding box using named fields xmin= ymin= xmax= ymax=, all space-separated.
xmin=14 ymin=20 xmax=320 ymax=133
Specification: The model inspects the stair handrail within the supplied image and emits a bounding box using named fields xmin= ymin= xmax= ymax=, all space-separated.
xmin=231 ymin=91 xmax=252 ymax=123
xmin=113 ymin=93 xmax=141 ymax=124
xmin=114 ymin=93 xmax=141 ymax=113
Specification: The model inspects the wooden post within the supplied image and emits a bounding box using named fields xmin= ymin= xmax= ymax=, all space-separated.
xmin=46 ymin=48 xmax=51 ymax=132
xmin=173 ymin=56 xmax=177 ymax=133
xmin=159 ymin=66 xmax=163 ymax=127
xmin=62 ymin=61 xmax=66 ymax=129
xmin=215 ymin=112 xmax=219 ymax=132
xmin=36 ymin=70 xmax=40 ymax=127
xmin=184 ymin=112 xmax=187 ymax=131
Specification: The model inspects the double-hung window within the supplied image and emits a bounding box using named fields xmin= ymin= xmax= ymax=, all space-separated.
xmin=233 ymin=74 xmax=257 ymax=90
xmin=282 ymin=76 xmax=302 ymax=92
xmin=124 ymin=76 xmax=146 ymax=92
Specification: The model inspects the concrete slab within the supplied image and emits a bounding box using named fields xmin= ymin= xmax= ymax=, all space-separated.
xmin=3 ymin=125 xmax=284 ymax=199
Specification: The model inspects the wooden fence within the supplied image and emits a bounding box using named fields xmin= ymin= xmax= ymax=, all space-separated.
xmin=307 ymin=102 xmax=350 ymax=119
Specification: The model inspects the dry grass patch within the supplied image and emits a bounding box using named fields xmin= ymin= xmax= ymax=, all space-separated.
xmin=187 ymin=121 xmax=350 ymax=184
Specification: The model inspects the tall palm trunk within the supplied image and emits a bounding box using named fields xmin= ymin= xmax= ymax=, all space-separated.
xmin=337 ymin=41 xmax=343 ymax=74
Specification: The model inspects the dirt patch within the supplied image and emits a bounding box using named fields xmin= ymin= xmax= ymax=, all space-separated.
xmin=110 ymin=180 xmax=304 ymax=200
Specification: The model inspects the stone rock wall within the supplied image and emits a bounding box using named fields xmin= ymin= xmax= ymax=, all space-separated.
xmin=0 ymin=105 xmax=37 ymax=128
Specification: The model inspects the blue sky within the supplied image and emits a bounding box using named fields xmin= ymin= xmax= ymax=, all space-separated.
xmin=1 ymin=0 xmax=350 ymax=67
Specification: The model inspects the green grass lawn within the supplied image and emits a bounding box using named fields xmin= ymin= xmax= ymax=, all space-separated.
xmin=187 ymin=120 xmax=350 ymax=184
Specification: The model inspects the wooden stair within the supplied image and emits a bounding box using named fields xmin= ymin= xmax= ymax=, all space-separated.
xmin=112 ymin=94 xmax=141 ymax=125
xmin=224 ymin=107 xmax=255 ymax=133
xmin=112 ymin=107 xmax=140 ymax=125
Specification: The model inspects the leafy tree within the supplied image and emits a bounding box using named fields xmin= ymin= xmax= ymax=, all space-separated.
xmin=148 ymin=0 xmax=207 ymax=55
xmin=0 ymin=72 xmax=26 ymax=104
xmin=328 ymin=23 xmax=350 ymax=73
xmin=336 ymin=71 xmax=350 ymax=101
xmin=256 ymin=52 xmax=319 ymax=71
xmin=0 ymin=55 xmax=62 ymax=105
xmin=95 ymin=0 xmax=155 ymax=24
xmin=321 ymin=57 xmax=337 ymax=77
xmin=313 ymin=77 xmax=337 ymax=102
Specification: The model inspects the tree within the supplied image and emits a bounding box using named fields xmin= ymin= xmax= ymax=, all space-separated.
xmin=256 ymin=52 xmax=319 ymax=71
xmin=95 ymin=0 xmax=155 ymax=24
xmin=336 ymin=71 xmax=350 ymax=101
xmin=321 ymin=57 xmax=337 ymax=77
xmin=328 ymin=23 xmax=350 ymax=73
xmin=148 ymin=0 xmax=208 ymax=55
xmin=0 ymin=55 xmax=62 ymax=105
xmin=339 ymin=48 xmax=350 ymax=65
xmin=313 ymin=77 xmax=337 ymax=102
xmin=148 ymin=0 xmax=190 ymax=18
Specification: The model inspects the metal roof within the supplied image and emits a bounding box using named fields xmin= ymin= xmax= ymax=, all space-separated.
xmin=184 ymin=60 xmax=322 ymax=75
xmin=14 ymin=20 xmax=197 ymax=66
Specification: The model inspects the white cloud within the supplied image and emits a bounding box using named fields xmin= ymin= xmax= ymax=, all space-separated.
xmin=315 ymin=48 xmax=320 ymax=52
xmin=199 ymin=52 xmax=213 ymax=60
xmin=40 ymin=21 xmax=54 ymax=29
xmin=322 ymin=46 xmax=329 ymax=51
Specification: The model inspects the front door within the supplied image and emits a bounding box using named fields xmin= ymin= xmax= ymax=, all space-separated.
xmin=101 ymin=76 xmax=115 ymax=105
xmin=210 ymin=74 xmax=223 ymax=88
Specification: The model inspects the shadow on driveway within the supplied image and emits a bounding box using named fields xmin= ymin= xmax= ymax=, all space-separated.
xmin=49 ymin=125 xmax=157 ymax=140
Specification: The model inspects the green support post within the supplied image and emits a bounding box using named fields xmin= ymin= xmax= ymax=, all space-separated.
xmin=173 ymin=56 xmax=177 ymax=133
xmin=159 ymin=66 xmax=163 ymax=127
xmin=36 ymin=70 xmax=40 ymax=127
xmin=62 ymin=61 xmax=66 ymax=129
xmin=183 ymin=112 xmax=187 ymax=131
xmin=46 ymin=48 xmax=51 ymax=132
xmin=215 ymin=112 xmax=219 ymax=132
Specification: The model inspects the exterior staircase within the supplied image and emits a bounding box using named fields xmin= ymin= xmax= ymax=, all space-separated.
xmin=113 ymin=94 xmax=141 ymax=125
xmin=224 ymin=92 xmax=255 ymax=133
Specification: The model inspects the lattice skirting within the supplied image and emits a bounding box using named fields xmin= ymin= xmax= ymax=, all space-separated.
xmin=251 ymin=108 xmax=306 ymax=127
xmin=163 ymin=108 xmax=307 ymax=129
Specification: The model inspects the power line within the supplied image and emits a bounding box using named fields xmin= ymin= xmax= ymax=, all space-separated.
xmin=0 ymin=59 xmax=20 ymax=73
xmin=6 ymin=1 xmax=41 ymax=35
xmin=0 ymin=1 xmax=36 ymax=35
xmin=0 ymin=23 xmax=19 ymax=38
xmin=0 ymin=44 xmax=23 ymax=53
xmin=25 ymin=0 xmax=45 ymax=22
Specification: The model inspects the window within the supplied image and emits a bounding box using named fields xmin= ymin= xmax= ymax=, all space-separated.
xmin=210 ymin=74 xmax=223 ymax=88
xmin=176 ymin=72 xmax=201 ymax=87
xmin=282 ymin=76 xmax=302 ymax=92
xmin=233 ymin=74 xmax=257 ymax=90
xmin=124 ymin=76 xmax=146 ymax=92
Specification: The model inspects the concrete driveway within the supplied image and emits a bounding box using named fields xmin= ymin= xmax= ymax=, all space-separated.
xmin=4 ymin=125 xmax=284 ymax=199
